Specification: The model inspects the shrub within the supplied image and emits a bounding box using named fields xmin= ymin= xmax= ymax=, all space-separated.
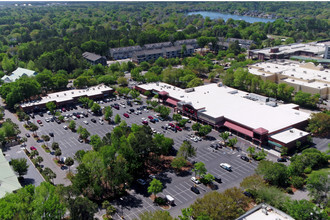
xmin=286 ymin=187 xmax=293 ymax=194
xmin=154 ymin=197 xmax=166 ymax=206
xmin=290 ymin=176 xmax=305 ymax=189
xmin=304 ymin=167 xmax=312 ymax=174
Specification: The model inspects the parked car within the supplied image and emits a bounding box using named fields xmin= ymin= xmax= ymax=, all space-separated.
xmin=123 ymin=113 xmax=129 ymax=118
xmin=91 ymin=118 xmax=96 ymax=123
xmin=63 ymin=125 xmax=68 ymax=130
xmin=25 ymin=133 xmax=30 ymax=137
xmin=99 ymin=120 xmax=104 ymax=125
xmin=142 ymin=120 xmax=148 ymax=125
xmin=169 ymin=123 xmax=175 ymax=127
xmin=150 ymin=119 xmax=156 ymax=123
xmin=49 ymin=132 xmax=54 ymax=137
xmin=175 ymin=125 xmax=182 ymax=131
xmin=30 ymin=146 xmax=37 ymax=151
xmin=191 ymin=186 xmax=200 ymax=194
xmin=76 ymin=114 xmax=81 ymax=119
xmin=277 ymin=158 xmax=287 ymax=162
xmin=78 ymin=138 xmax=83 ymax=143
xmin=215 ymin=177 xmax=222 ymax=183
xmin=137 ymin=179 xmax=147 ymax=186
xmin=240 ymin=155 xmax=250 ymax=162
xmin=83 ymin=120 xmax=88 ymax=124
xmin=191 ymin=176 xmax=200 ymax=184
xmin=37 ymin=120 xmax=42 ymax=124
xmin=148 ymin=116 xmax=153 ymax=120
xmin=220 ymin=163 xmax=232 ymax=171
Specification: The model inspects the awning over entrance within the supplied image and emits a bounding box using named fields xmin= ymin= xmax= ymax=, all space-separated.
xmin=224 ymin=121 xmax=253 ymax=137
xmin=166 ymin=98 xmax=178 ymax=106
xmin=158 ymin=91 xmax=169 ymax=96
xmin=268 ymin=140 xmax=283 ymax=148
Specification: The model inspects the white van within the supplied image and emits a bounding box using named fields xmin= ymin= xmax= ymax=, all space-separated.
xmin=220 ymin=163 xmax=232 ymax=171
xmin=165 ymin=195 xmax=174 ymax=205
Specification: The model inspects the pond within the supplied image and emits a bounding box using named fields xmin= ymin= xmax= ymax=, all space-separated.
xmin=187 ymin=11 xmax=275 ymax=23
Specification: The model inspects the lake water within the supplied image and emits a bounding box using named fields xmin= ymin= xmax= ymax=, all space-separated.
xmin=187 ymin=11 xmax=275 ymax=23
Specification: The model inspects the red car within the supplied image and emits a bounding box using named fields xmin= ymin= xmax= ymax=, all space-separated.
xmin=148 ymin=116 xmax=153 ymax=120
xmin=142 ymin=120 xmax=148 ymax=125
xmin=62 ymin=108 xmax=66 ymax=112
xmin=30 ymin=146 xmax=37 ymax=151
xmin=76 ymin=114 xmax=80 ymax=119
xmin=37 ymin=120 xmax=42 ymax=124
xmin=169 ymin=123 xmax=175 ymax=127
xmin=123 ymin=113 xmax=129 ymax=118
xmin=176 ymin=125 xmax=182 ymax=131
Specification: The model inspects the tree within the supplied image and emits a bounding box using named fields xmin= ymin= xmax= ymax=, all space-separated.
xmin=255 ymin=186 xmax=288 ymax=210
xmin=306 ymin=170 xmax=329 ymax=205
xmin=68 ymin=197 xmax=97 ymax=220
xmin=41 ymin=135 xmax=50 ymax=147
xmin=11 ymin=158 xmax=29 ymax=178
xmin=55 ymin=148 xmax=62 ymax=160
xmin=52 ymin=142 xmax=59 ymax=151
xmin=103 ymin=106 xmax=113 ymax=121
xmin=290 ymin=176 xmax=305 ymax=189
xmin=171 ymin=156 xmax=187 ymax=172
xmin=65 ymin=157 xmax=74 ymax=171
xmin=227 ymin=137 xmax=238 ymax=148
xmin=43 ymin=167 xmax=57 ymax=183
xmin=187 ymin=78 xmax=203 ymax=88
xmin=306 ymin=112 xmax=330 ymax=136
xmin=284 ymin=199 xmax=327 ymax=220
xmin=202 ymin=173 xmax=215 ymax=184
xmin=198 ymin=125 xmax=212 ymax=137
xmin=256 ymin=160 xmax=289 ymax=187
xmin=77 ymin=126 xmax=90 ymax=140
xmin=130 ymin=89 xmax=140 ymax=99
xmin=46 ymin=102 xmax=57 ymax=115
xmin=255 ymin=149 xmax=267 ymax=160
xmin=90 ymin=134 xmax=103 ymax=151
xmin=193 ymin=162 xmax=207 ymax=178
xmin=35 ymin=156 xmax=43 ymax=166
xmin=192 ymin=123 xmax=201 ymax=131
xmin=117 ymin=77 xmax=128 ymax=86
xmin=240 ymin=174 xmax=266 ymax=196
xmin=74 ymin=150 xmax=86 ymax=163
xmin=190 ymin=188 xmax=250 ymax=219
xmin=58 ymin=115 xmax=64 ymax=121
xmin=68 ymin=120 xmax=76 ymax=131
xmin=114 ymin=114 xmax=121 ymax=124
xmin=246 ymin=146 xmax=256 ymax=159
xmin=91 ymin=102 xmax=101 ymax=114
xmin=173 ymin=114 xmax=182 ymax=122
xmin=148 ymin=179 xmax=163 ymax=198
xmin=177 ymin=140 xmax=196 ymax=159
xmin=154 ymin=105 xmax=171 ymax=119
xmin=30 ymin=150 xmax=39 ymax=159
xmin=139 ymin=211 xmax=173 ymax=220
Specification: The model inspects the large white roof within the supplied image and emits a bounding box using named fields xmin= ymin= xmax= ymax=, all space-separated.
xmin=1 ymin=67 xmax=37 ymax=83
xmin=270 ymin=128 xmax=309 ymax=144
xmin=21 ymin=85 xmax=112 ymax=108
xmin=138 ymin=82 xmax=310 ymax=133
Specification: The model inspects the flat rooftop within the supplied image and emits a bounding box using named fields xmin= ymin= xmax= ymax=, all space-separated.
xmin=249 ymin=42 xmax=326 ymax=56
xmin=270 ymin=128 xmax=309 ymax=144
xmin=238 ymin=204 xmax=294 ymax=220
xmin=138 ymin=82 xmax=310 ymax=133
xmin=21 ymin=85 xmax=112 ymax=108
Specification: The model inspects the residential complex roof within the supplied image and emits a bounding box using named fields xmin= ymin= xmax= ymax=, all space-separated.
xmin=21 ymin=85 xmax=113 ymax=108
xmin=0 ymin=149 xmax=21 ymax=198
xmin=237 ymin=203 xmax=294 ymax=220
xmin=137 ymin=82 xmax=310 ymax=133
xmin=1 ymin=67 xmax=37 ymax=83
xmin=82 ymin=52 xmax=104 ymax=61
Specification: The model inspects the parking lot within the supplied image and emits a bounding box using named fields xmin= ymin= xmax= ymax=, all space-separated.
xmin=31 ymin=98 xmax=262 ymax=218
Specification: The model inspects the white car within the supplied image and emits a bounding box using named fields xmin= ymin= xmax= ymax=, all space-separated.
xmin=64 ymin=117 xmax=69 ymax=121
xmin=134 ymin=111 xmax=139 ymax=115
xmin=83 ymin=120 xmax=88 ymax=125
xmin=80 ymin=114 xmax=84 ymax=118
xmin=72 ymin=116 xmax=77 ymax=120
xmin=191 ymin=177 xmax=200 ymax=184
xmin=220 ymin=163 xmax=232 ymax=171
xmin=45 ymin=118 xmax=50 ymax=122
xmin=99 ymin=120 xmax=104 ymax=125
xmin=47 ymin=111 xmax=51 ymax=115
xmin=141 ymin=117 xmax=146 ymax=121
xmin=144 ymin=109 xmax=149 ymax=112
xmin=63 ymin=125 xmax=68 ymax=130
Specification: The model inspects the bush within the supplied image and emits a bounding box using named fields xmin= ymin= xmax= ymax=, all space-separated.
xmin=304 ymin=167 xmax=312 ymax=174
xmin=154 ymin=197 xmax=166 ymax=206
xmin=286 ymin=187 xmax=293 ymax=194
xmin=290 ymin=176 xmax=305 ymax=189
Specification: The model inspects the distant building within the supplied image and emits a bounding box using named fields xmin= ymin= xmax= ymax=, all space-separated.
xmin=248 ymin=42 xmax=327 ymax=61
xmin=236 ymin=203 xmax=294 ymax=220
xmin=217 ymin=37 xmax=255 ymax=50
xmin=109 ymin=46 xmax=142 ymax=60
xmin=0 ymin=149 xmax=22 ymax=198
xmin=174 ymin=39 xmax=199 ymax=49
xmin=82 ymin=52 xmax=107 ymax=66
xmin=1 ymin=67 xmax=37 ymax=83
xmin=143 ymin=42 xmax=173 ymax=50
xmin=324 ymin=45 xmax=330 ymax=59
xmin=248 ymin=60 xmax=330 ymax=99
xmin=21 ymin=84 xmax=113 ymax=112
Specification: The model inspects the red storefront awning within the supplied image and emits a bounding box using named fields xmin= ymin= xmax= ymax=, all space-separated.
xmin=158 ymin=91 xmax=169 ymax=96
xmin=166 ymin=98 xmax=178 ymax=106
xmin=224 ymin=121 xmax=254 ymax=137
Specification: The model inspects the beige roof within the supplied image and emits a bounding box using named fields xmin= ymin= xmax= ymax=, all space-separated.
xmin=0 ymin=149 xmax=21 ymax=198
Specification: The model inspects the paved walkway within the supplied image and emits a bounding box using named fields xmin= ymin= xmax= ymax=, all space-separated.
xmin=2 ymin=104 xmax=71 ymax=186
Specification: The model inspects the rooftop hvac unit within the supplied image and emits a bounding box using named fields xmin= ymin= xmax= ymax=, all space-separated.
xmin=290 ymin=130 xmax=294 ymax=133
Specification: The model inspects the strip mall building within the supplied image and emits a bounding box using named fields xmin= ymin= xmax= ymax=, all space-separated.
xmin=135 ymin=82 xmax=310 ymax=150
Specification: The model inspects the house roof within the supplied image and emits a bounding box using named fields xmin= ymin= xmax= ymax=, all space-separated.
xmin=82 ymin=52 xmax=104 ymax=62
xmin=1 ymin=67 xmax=37 ymax=83
xmin=0 ymin=149 xmax=21 ymax=198
xmin=110 ymin=46 xmax=142 ymax=53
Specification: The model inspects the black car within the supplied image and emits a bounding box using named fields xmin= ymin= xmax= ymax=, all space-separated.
xmin=240 ymin=155 xmax=250 ymax=162
xmin=25 ymin=133 xmax=30 ymax=138
xmin=210 ymin=144 xmax=219 ymax=150
xmin=91 ymin=118 xmax=97 ymax=123
xmin=243 ymin=191 xmax=253 ymax=198
xmin=215 ymin=177 xmax=222 ymax=183
xmin=49 ymin=132 xmax=54 ymax=137
xmin=277 ymin=158 xmax=287 ymax=162
xmin=129 ymin=108 xmax=135 ymax=112
xmin=191 ymin=186 xmax=200 ymax=194
xmin=150 ymin=119 xmax=156 ymax=123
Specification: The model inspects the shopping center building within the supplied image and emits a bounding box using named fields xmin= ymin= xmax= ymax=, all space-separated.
xmin=135 ymin=82 xmax=310 ymax=150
